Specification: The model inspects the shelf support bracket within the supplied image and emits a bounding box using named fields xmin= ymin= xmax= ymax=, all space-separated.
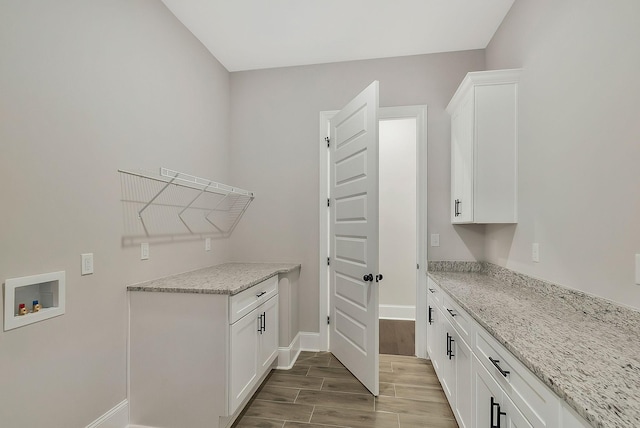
xmin=138 ymin=175 xmax=177 ymax=219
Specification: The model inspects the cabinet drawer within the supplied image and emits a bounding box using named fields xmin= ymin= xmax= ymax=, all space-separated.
xmin=475 ymin=328 xmax=558 ymax=428
xmin=442 ymin=294 xmax=472 ymax=346
xmin=427 ymin=278 xmax=443 ymax=308
xmin=229 ymin=276 xmax=278 ymax=324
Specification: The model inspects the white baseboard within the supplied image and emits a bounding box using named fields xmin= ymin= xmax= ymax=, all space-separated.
xmin=379 ymin=304 xmax=416 ymax=320
xmin=299 ymin=331 xmax=321 ymax=351
xmin=86 ymin=399 xmax=128 ymax=428
xmin=277 ymin=332 xmax=302 ymax=369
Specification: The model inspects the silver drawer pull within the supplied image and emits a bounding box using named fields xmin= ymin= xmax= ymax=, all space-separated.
xmin=256 ymin=291 xmax=267 ymax=298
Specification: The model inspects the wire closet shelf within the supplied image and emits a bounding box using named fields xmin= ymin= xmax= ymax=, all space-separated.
xmin=118 ymin=167 xmax=254 ymax=238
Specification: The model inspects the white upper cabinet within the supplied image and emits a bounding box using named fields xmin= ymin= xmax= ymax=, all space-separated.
xmin=447 ymin=69 xmax=521 ymax=224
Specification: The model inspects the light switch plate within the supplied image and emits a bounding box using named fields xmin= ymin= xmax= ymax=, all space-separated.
xmin=635 ymin=254 xmax=640 ymax=285
xmin=81 ymin=253 xmax=94 ymax=275
xmin=430 ymin=234 xmax=440 ymax=247
xmin=141 ymin=243 xmax=149 ymax=260
xmin=205 ymin=237 xmax=211 ymax=251
xmin=532 ymin=243 xmax=540 ymax=263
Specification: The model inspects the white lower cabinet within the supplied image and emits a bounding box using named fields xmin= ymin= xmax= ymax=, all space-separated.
xmin=129 ymin=276 xmax=280 ymax=428
xmin=429 ymin=301 xmax=472 ymax=428
xmin=474 ymin=354 xmax=533 ymax=428
xmin=229 ymin=305 xmax=260 ymax=413
xmin=229 ymin=291 xmax=280 ymax=415
xmin=427 ymin=290 xmax=441 ymax=373
xmin=454 ymin=331 xmax=473 ymax=428
xmin=426 ymin=277 xmax=591 ymax=428
xmin=258 ymin=295 xmax=279 ymax=373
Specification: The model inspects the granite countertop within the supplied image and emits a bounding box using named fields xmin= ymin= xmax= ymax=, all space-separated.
xmin=428 ymin=267 xmax=640 ymax=428
xmin=127 ymin=262 xmax=300 ymax=295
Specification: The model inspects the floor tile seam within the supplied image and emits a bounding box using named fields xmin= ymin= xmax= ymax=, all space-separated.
xmin=383 ymin=381 xmax=442 ymax=388
xmin=316 ymin=387 xmax=372 ymax=397
xmin=378 ymin=393 xmax=452 ymax=405
xmin=396 ymin=384 xmax=450 ymax=392
xmin=295 ymin=400 xmax=374 ymax=413
xmin=253 ymin=397 xmax=314 ymax=408
xmin=240 ymin=415 xmax=287 ymax=426
xmin=312 ymin=404 xmax=398 ymax=424
xmin=307 ymin=404 xmax=315 ymax=423
xmin=266 ymin=384 xmax=323 ymax=392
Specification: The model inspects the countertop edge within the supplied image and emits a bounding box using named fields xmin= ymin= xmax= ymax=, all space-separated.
xmin=127 ymin=263 xmax=301 ymax=295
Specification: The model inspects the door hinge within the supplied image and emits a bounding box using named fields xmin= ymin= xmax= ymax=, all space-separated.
xmin=327 ymin=316 xmax=330 ymax=325
xmin=325 ymin=137 xmax=330 ymax=147
xmin=327 ymin=257 xmax=330 ymax=266
xmin=327 ymin=198 xmax=330 ymax=207
xmin=417 ymin=263 xmax=420 ymax=269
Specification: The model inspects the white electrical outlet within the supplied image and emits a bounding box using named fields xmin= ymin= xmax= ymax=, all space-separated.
xmin=81 ymin=253 xmax=94 ymax=275
xmin=141 ymin=243 xmax=149 ymax=260
xmin=635 ymin=254 xmax=640 ymax=285
xmin=532 ymin=243 xmax=540 ymax=263
xmin=430 ymin=234 xmax=440 ymax=247
xmin=205 ymin=237 xmax=211 ymax=251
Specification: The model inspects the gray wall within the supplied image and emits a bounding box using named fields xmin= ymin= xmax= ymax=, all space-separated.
xmin=0 ymin=1 xmax=231 ymax=426
xmin=485 ymin=0 xmax=640 ymax=308
xmin=228 ymin=51 xmax=486 ymax=332
xmin=379 ymin=118 xmax=417 ymax=309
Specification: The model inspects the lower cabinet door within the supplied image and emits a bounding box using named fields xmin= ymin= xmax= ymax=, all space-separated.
xmin=473 ymin=355 xmax=505 ymax=428
xmin=426 ymin=293 xmax=440 ymax=372
xmin=454 ymin=333 xmax=473 ymax=428
xmin=440 ymin=311 xmax=456 ymax=402
xmin=504 ymin=394 xmax=534 ymax=428
xmin=259 ymin=296 xmax=279 ymax=373
xmin=229 ymin=308 xmax=259 ymax=414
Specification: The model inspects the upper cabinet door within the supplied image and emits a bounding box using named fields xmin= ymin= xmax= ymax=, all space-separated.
xmin=451 ymin=91 xmax=474 ymax=223
xmin=447 ymin=69 xmax=521 ymax=224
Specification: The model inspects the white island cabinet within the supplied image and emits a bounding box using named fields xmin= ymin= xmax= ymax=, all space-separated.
xmin=128 ymin=263 xmax=299 ymax=428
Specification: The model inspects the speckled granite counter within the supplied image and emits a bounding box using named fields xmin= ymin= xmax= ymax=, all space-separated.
xmin=428 ymin=262 xmax=640 ymax=428
xmin=127 ymin=262 xmax=300 ymax=295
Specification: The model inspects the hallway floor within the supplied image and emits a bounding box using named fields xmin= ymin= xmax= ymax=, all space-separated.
xmin=232 ymin=352 xmax=458 ymax=428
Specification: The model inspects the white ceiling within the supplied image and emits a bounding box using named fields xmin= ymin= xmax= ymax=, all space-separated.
xmin=160 ymin=0 xmax=515 ymax=72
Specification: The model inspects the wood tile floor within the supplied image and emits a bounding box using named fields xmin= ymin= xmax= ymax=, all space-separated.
xmin=379 ymin=320 xmax=415 ymax=356
xmin=232 ymin=352 xmax=458 ymax=428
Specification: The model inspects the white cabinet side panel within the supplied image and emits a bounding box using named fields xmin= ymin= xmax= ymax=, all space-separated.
xmin=129 ymin=292 xmax=228 ymax=428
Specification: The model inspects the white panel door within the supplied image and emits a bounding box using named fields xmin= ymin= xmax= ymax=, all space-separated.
xmin=329 ymin=81 xmax=379 ymax=395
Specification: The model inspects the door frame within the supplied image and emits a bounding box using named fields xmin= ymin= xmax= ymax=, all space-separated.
xmin=318 ymin=105 xmax=428 ymax=358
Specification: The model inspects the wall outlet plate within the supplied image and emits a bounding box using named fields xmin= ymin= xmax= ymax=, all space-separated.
xmin=81 ymin=253 xmax=94 ymax=275
xmin=430 ymin=234 xmax=440 ymax=247
xmin=141 ymin=243 xmax=149 ymax=260
xmin=532 ymin=243 xmax=540 ymax=263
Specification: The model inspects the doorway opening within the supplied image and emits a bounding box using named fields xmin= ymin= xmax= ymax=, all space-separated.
xmin=319 ymin=105 xmax=428 ymax=359
xmin=379 ymin=117 xmax=417 ymax=356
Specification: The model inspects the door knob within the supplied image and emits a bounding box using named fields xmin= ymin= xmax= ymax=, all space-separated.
xmin=376 ymin=274 xmax=383 ymax=282
xmin=362 ymin=274 xmax=374 ymax=282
